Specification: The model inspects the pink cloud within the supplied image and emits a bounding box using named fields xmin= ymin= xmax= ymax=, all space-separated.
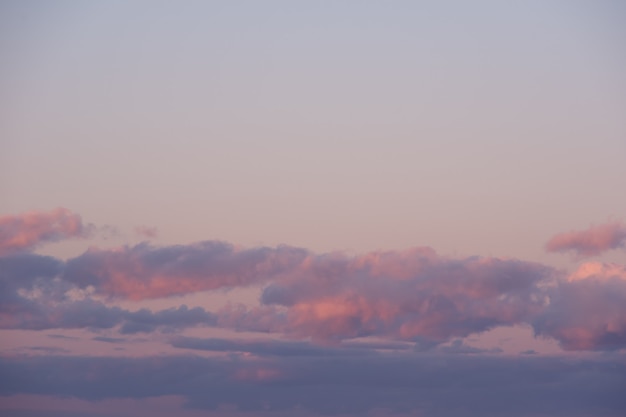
xmin=251 ymin=250 xmax=553 ymax=345
xmin=3 ymin=211 xmax=626 ymax=351
xmin=545 ymin=221 xmax=626 ymax=257
xmin=62 ymin=242 xmax=309 ymax=300
xmin=532 ymin=262 xmax=626 ymax=351
xmin=135 ymin=226 xmax=159 ymax=239
xmin=0 ymin=208 xmax=92 ymax=256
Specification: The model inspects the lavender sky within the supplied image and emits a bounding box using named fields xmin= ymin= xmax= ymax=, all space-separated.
xmin=1 ymin=1 xmax=626 ymax=417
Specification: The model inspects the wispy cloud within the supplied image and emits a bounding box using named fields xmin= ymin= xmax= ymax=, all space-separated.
xmin=134 ymin=226 xmax=158 ymax=239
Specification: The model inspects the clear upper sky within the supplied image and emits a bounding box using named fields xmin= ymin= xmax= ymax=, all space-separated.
xmin=2 ymin=0 xmax=625 ymax=261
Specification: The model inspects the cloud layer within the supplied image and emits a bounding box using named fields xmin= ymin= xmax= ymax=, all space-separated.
xmin=3 ymin=208 xmax=626 ymax=417
xmin=3 ymin=241 xmax=626 ymax=351
xmin=2 ymin=354 xmax=625 ymax=417
xmin=2 ymin=209 xmax=626 ymax=352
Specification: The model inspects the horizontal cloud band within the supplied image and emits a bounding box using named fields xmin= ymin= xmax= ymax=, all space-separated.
xmin=2 ymin=209 xmax=626 ymax=351
xmin=2 ymin=246 xmax=626 ymax=351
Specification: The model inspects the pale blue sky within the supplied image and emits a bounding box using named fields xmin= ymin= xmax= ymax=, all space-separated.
xmin=2 ymin=1 xmax=625 ymax=261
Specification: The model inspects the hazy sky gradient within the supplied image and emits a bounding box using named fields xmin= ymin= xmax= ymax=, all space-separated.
xmin=1 ymin=2 xmax=625 ymax=417
xmin=2 ymin=1 xmax=625 ymax=259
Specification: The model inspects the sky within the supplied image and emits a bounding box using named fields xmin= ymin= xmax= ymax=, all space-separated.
xmin=1 ymin=1 xmax=625 ymax=416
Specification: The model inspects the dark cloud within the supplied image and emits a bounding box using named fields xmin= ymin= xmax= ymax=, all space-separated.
xmin=1 ymin=354 xmax=625 ymax=417
xmin=119 ymin=305 xmax=216 ymax=334
xmin=47 ymin=334 xmax=80 ymax=340
xmin=20 ymin=347 xmax=71 ymax=354
xmin=437 ymin=339 xmax=502 ymax=355
xmin=92 ymin=337 xmax=127 ymax=344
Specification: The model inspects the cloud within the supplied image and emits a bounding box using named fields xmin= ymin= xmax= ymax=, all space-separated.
xmin=2 ymin=234 xmax=626 ymax=350
xmin=0 ymin=254 xmax=216 ymax=333
xmin=437 ymin=339 xmax=502 ymax=355
xmin=119 ymin=305 xmax=217 ymax=334
xmin=545 ymin=221 xmax=626 ymax=257
xmin=1 ymin=297 xmax=216 ymax=334
xmin=259 ymin=250 xmax=553 ymax=344
xmin=1 ymin=354 xmax=625 ymax=417
xmin=47 ymin=334 xmax=80 ymax=340
xmin=63 ymin=241 xmax=309 ymax=300
xmin=532 ymin=262 xmax=626 ymax=350
xmin=170 ymin=336 xmax=381 ymax=357
xmin=92 ymin=337 xmax=127 ymax=343
xmin=135 ymin=226 xmax=158 ymax=239
xmin=0 ymin=208 xmax=93 ymax=256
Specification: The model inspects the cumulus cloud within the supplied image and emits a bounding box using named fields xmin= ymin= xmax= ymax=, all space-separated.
xmin=259 ymin=249 xmax=553 ymax=344
xmin=0 ymin=253 xmax=216 ymax=333
xmin=0 ymin=208 xmax=93 ymax=256
xmin=545 ymin=221 xmax=626 ymax=257
xmin=532 ymin=262 xmax=626 ymax=350
xmin=63 ymin=241 xmax=309 ymax=300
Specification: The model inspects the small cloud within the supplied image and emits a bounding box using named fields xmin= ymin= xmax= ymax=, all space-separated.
xmin=545 ymin=221 xmax=626 ymax=258
xmin=21 ymin=346 xmax=71 ymax=354
xmin=92 ymin=336 xmax=127 ymax=344
xmin=135 ymin=226 xmax=158 ymax=239
xmin=439 ymin=339 xmax=502 ymax=354
xmin=47 ymin=334 xmax=80 ymax=340
xmin=99 ymin=224 xmax=122 ymax=240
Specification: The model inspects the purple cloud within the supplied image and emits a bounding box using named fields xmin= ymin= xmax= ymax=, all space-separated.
xmin=62 ymin=241 xmax=309 ymax=300
xmin=533 ymin=262 xmax=626 ymax=350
